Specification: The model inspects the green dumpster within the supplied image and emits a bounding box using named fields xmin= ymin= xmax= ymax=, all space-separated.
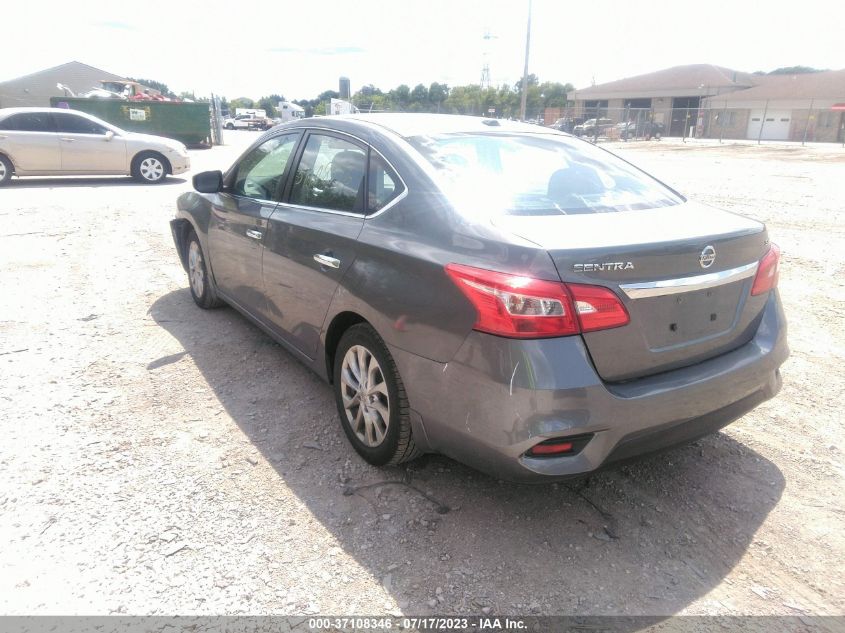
xmin=49 ymin=97 xmax=211 ymax=147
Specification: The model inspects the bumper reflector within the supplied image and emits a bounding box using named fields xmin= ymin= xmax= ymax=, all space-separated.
xmin=525 ymin=433 xmax=595 ymax=458
xmin=528 ymin=441 xmax=574 ymax=456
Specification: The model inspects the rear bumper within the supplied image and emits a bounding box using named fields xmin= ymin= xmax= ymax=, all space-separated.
xmin=391 ymin=291 xmax=788 ymax=483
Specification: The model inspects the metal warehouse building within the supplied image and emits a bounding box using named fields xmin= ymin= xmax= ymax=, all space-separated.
xmin=567 ymin=64 xmax=845 ymax=142
xmin=0 ymin=61 xmax=124 ymax=108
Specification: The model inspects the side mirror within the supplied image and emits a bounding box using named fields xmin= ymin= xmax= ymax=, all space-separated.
xmin=104 ymin=130 xmax=115 ymax=141
xmin=193 ymin=170 xmax=224 ymax=194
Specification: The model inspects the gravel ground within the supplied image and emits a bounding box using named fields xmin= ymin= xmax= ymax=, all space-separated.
xmin=0 ymin=131 xmax=843 ymax=618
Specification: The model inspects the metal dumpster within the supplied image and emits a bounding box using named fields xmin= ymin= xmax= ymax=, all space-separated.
xmin=49 ymin=97 xmax=211 ymax=147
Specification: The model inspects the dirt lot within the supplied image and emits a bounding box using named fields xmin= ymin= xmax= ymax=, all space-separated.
xmin=1 ymin=132 xmax=843 ymax=620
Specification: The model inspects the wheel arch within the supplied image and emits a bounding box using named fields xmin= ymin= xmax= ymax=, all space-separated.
xmin=324 ymin=311 xmax=368 ymax=383
xmin=171 ymin=218 xmax=194 ymax=272
xmin=0 ymin=151 xmax=16 ymax=174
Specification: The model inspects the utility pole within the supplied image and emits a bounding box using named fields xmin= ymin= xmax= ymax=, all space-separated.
xmin=519 ymin=0 xmax=532 ymax=121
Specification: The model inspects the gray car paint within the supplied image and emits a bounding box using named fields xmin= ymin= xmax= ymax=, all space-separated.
xmin=171 ymin=114 xmax=788 ymax=482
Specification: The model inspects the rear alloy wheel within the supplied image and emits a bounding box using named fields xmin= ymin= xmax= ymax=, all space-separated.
xmin=0 ymin=155 xmax=12 ymax=186
xmin=132 ymin=152 xmax=168 ymax=183
xmin=186 ymin=230 xmax=223 ymax=309
xmin=333 ymin=324 xmax=420 ymax=466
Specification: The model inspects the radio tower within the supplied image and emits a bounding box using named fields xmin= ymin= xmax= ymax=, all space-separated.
xmin=481 ymin=29 xmax=497 ymax=89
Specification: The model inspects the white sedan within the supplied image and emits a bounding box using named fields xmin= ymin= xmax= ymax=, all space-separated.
xmin=0 ymin=107 xmax=190 ymax=185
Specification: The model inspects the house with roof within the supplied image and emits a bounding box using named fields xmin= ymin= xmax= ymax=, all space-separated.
xmin=0 ymin=61 xmax=125 ymax=108
xmin=702 ymin=69 xmax=845 ymax=142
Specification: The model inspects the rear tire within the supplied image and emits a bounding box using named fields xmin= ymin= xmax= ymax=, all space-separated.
xmin=131 ymin=152 xmax=169 ymax=184
xmin=0 ymin=155 xmax=13 ymax=186
xmin=186 ymin=229 xmax=224 ymax=309
xmin=333 ymin=324 xmax=421 ymax=466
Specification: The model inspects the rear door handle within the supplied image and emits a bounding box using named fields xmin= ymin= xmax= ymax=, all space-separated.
xmin=60 ymin=137 xmax=75 ymax=142
xmin=245 ymin=229 xmax=263 ymax=240
xmin=313 ymin=254 xmax=340 ymax=269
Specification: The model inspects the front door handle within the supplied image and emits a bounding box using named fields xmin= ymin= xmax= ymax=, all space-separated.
xmin=60 ymin=137 xmax=75 ymax=142
xmin=313 ymin=253 xmax=340 ymax=269
xmin=245 ymin=229 xmax=263 ymax=240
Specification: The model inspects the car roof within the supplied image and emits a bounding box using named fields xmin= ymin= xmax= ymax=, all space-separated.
xmin=319 ymin=113 xmax=564 ymax=139
xmin=0 ymin=107 xmax=58 ymax=119
xmin=0 ymin=106 xmax=99 ymax=119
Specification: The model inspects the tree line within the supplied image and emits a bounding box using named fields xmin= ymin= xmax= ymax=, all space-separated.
xmin=225 ymin=75 xmax=574 ymax=120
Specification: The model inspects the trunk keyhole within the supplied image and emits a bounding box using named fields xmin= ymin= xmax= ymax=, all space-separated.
xmin=710 ymin=313 xmax=717 ymax=321
xmin=669 ymin=323 xmax=678 ymax=332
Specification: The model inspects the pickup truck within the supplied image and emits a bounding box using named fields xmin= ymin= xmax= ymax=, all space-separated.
xmin=223 ymin=114 xmax=272 ymax=131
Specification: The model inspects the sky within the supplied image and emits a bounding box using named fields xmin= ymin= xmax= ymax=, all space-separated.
xmin=2 ymin=0 xmax=843 ymax=101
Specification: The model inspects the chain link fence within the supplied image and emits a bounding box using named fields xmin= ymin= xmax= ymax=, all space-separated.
xmin=543 ymin=104 xmax=845 ymax=145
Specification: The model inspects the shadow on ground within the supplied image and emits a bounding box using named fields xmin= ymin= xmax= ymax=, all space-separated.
xmin=150 ymin=289 xmax=785 ymax=617
xmin=5 ymin=176 xmax=186 ymax=188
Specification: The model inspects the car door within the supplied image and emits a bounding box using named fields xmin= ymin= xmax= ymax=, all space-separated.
xmin=207 ymin=131 xmax=302 ymax=318
xmin=262 ymin=131 xmax=372 ymax=358
xmin=0 ymin=111 xmax=60 ymax=173
xmin=52 ymin=112 xmax=126 ymax=173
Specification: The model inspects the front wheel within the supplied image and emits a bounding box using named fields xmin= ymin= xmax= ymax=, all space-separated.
xmin=132 ymin=152 xmax=168 ymax=184
xmin=333 ymin=324 xmax=421 ymax=466
xmin=186 ymin=230 xmax=224 ymax=309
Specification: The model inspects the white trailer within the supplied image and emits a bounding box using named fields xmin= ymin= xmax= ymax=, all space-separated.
xmin=277 ymin=101 xmax=305 ymax=122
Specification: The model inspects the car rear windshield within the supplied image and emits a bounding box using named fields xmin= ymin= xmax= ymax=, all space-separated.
xmin=407 ymin=132 xmax=683 ymax=216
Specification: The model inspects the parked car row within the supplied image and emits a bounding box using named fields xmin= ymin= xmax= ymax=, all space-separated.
xmin=551 ymin=117 xmax=665 ymax=139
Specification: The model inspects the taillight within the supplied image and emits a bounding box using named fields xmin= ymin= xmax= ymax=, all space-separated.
xmin=445 ymin=264 xmax=629 ymax=339
xmin=445 ymin=263 xmax=578 ymax=338
xmin=751 ymin=243 xmax=781 ymax=296
xmin=568 ymin=283 xmax=630 ymax=333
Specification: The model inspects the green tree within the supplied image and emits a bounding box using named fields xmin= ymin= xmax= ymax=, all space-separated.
xmin=389 ymin=85 xmax=411 ymax=110
xmin=409 ymin=83 xmax=429 ymax=111
xmin=768 ymin=66 xmax=827 ymax=74
xmin=257 ymin=94 xmax=285 ymax=117
xmin=229 ymin=97 xmax=255 ymax=110
xmin=429 ymin=82 xmax=449 ymax=112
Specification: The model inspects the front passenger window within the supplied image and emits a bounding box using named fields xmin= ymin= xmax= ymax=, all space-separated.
xmin=233 ymin=134 xmax=298 ymax=200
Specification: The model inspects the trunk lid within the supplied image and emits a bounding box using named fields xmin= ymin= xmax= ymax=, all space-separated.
xmin=492 ymin=202 xmax=771 ymax=381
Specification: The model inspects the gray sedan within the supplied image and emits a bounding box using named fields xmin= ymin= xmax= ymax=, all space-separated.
xmin=170 ymin=114 xmax=787 ymax=482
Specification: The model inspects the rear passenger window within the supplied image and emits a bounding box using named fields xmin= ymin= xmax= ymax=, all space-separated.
xmin=0 ymin=112 xmax=55 ymax=132
xmin=289 ymin=134 xmax=366 ymax=213
xmin=367 ymin=152 xmax=404 ymax=214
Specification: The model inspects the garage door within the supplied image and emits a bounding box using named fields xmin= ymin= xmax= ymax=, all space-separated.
xmin=747 ymin=110 xmax=792 ymax=140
